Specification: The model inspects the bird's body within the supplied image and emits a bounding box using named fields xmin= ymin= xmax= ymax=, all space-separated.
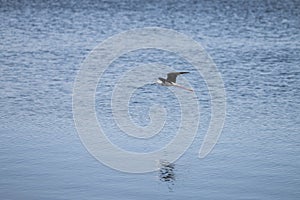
xmin=157 ymin=72 xmax=193 ymax=92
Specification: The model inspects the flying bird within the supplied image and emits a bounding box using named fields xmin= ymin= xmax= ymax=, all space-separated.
xmin=157 ymin=72 xmax=193 ymax=92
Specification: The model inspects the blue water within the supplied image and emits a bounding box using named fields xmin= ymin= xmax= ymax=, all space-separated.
xmin=1 ymin=0 xmax=300 ymax=199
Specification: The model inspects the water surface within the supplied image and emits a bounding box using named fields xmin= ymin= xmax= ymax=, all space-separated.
xmin=1 ymin=0 xmax=300 ymax=199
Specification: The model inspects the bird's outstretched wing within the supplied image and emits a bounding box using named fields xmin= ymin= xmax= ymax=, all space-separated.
xmin=166 ymin=72 xmax=189 ymax=83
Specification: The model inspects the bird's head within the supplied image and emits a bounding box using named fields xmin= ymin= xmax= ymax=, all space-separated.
xmin=156 ymin=79 xmax=163 ymax=85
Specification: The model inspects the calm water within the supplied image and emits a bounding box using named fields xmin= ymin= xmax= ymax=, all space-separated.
xmin=1 ymin=0 xmax=300 ymax=199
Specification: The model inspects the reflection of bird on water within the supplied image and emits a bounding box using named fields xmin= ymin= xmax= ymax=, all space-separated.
xmin=159 ymin=160 xmax=175 ymax=191
xmin=157 ymin=72 xmax=193 ymax=92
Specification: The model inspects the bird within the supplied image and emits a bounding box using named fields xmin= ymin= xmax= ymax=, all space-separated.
xmin=157 ymin=72 xmax=193 ymax=92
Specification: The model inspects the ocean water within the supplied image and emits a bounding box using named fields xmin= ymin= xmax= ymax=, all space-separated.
xmin=1 ymin=0 xmax=300 ymax=199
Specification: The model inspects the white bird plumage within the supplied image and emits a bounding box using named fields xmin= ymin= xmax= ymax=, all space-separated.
xmin=157 ymin=72 xmax=193 ymax=92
